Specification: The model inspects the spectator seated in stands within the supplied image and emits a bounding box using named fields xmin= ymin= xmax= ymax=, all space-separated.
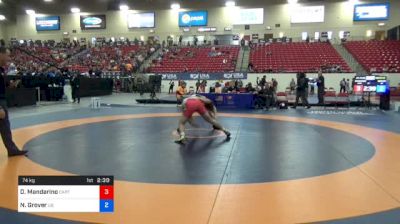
xmin=64 ymin=42 xmax=158 ymax=74
xmin=10 ymin=41 xmax=84 ymax=73
xmin=383 ymin=65 xmax=389 ymax=72
xmin=248 ymin=62 xmax=254 ymax=72
xmin=245 ymin=82 xmax=256 ymax=93
xmin=389 ymin=65 xmax=398 ymax=73
xmin=7 ymin=63 xmax=17 ymax=75
xmin=185 ymin=50 xmax=194 ymax=58
xmin=215 ymin=82 xmax=222 ymax=94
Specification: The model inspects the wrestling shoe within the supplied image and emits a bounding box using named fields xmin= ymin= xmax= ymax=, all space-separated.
xmin=174 ymin=134 xmax=186 ymax=144
xmin=223 ymin=129 xmax=231 ymax=140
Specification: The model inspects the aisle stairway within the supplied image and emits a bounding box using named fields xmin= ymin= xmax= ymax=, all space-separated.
xmin=240 ymin=47 xmax=250 ymax=72
xmin=139 ymin=46 xmax=162 ymax=73
xmin=332 ymin=43 xmax=366 ymax=75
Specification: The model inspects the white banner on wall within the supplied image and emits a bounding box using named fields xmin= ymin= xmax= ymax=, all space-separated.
xmin=291 ymin=6 xmax=325 ymax=23
xmin=232 ymin=8 xmax=264 ymax=25
xmin=128 ymin=12 xmax=155 ymax=28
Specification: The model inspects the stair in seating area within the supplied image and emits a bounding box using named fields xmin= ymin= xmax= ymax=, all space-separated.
xmin=240 ymin=47 xmax=250 ymax=72
xmin=139 ymin=46 xmax=162 ymax=73
xmin=235 ymin=47 xmax=244 ymax=72
xmin=332 ymin=43 xmax=366 ymax=75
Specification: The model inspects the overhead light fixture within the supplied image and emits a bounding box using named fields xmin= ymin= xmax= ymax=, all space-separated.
xmin=71 ymin=7 xmax=80 ymax=13
xmin=44 ymin=0 xmax=53 ymax=2
xmin=119 ymin=4 xmax=129 ymax=11
xmin=0 ymin=15 xmax=5 ymax=21
xmin=348 ymin=0 xmax=359 ymax=4
xmin=225 ymin=1 xmax=235 ymax=7
xmin=26 ymin=10 xmax=36 ymax=15
xmin=288 ymin=0 xmax=298 ymax=4
xmin=378 ymin=22 xmax=386 ymax=26
xmin=171 ymin=3 xmax=180 ymax=10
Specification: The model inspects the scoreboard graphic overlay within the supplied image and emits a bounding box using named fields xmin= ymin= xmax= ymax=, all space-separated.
xmin=18 ymin=176 xmax=114 ymax=213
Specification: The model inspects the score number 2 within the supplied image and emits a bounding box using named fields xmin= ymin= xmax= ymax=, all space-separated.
xmin=100 ymin=185 xmax=114 ymax=213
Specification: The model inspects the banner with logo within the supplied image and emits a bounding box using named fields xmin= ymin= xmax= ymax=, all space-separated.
xmin=36 ymin=16 xmax=60 ymax=31
xmin=179 ymin=11 xmax=208 ymax=27
xmin=80 ymin=15 xmax=106 ymax=30
xmin=157 ymin=73 xmax=247 ymax=80
xmin=353 ymin=3 xmax=390 ymax=21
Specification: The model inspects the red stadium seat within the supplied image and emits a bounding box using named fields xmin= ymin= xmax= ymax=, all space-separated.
xmin=276 ymin=92 xmax=289 ymax=105
xmin=324 ymin=91 xmax=337 ymax=108
xmin=336 ymin=92 xmax=350 ymax=108
xmin=149 ymin=46 xmax=240 ymax=73
xmin=249 ymin=42 xmax=352 ymax=73
xmin=344 ymin=40 xmax=400 ymax=73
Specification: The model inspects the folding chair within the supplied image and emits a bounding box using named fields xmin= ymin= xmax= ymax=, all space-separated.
xmin=336 ymin=92 xmax=350 ymax=108
xmin=324 ymin=91 xmax=337 ymax=108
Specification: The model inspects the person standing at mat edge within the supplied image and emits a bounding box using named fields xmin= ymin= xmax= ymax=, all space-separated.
xmin=71 ymin=73 xmax=80 ymax=103
xmin=0 ymin=40 xmax=28 ymax=157
xmin=292 ymin=72 xmax=311 ymax=109
xmin=317 ymin=71 xmax=325 ymax=105
xmin=169 ymin=81 xmax=175 ymax=94
xmin=176 ymin=82 xmax=187 ymax=105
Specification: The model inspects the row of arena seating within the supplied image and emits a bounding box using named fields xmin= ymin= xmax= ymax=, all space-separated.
xmin=150 ymin=46 xmax=239 ymax=73
xmin=249 ymin=42 xmax=352 ymax=73
xmin=344 ymin=40 xmax=400 ymax=73
xmin=65 ymin=45 xmax=154 ymax=73
xmin=9 ymin=41 xmax=400 ymax=74
xmin=10 ymin=44 xmax=83 ymax=72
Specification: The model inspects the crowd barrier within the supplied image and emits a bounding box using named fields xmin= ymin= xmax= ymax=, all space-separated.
xmin=79 ymin=78 xmax=114 ymax=97
xmin=6 ymin=88 xmax=37 ymax=107
xmin=5 ymin=77 xmax=114 ymax=107
xmin=200 ymin=93 xmax=255 ymax=109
